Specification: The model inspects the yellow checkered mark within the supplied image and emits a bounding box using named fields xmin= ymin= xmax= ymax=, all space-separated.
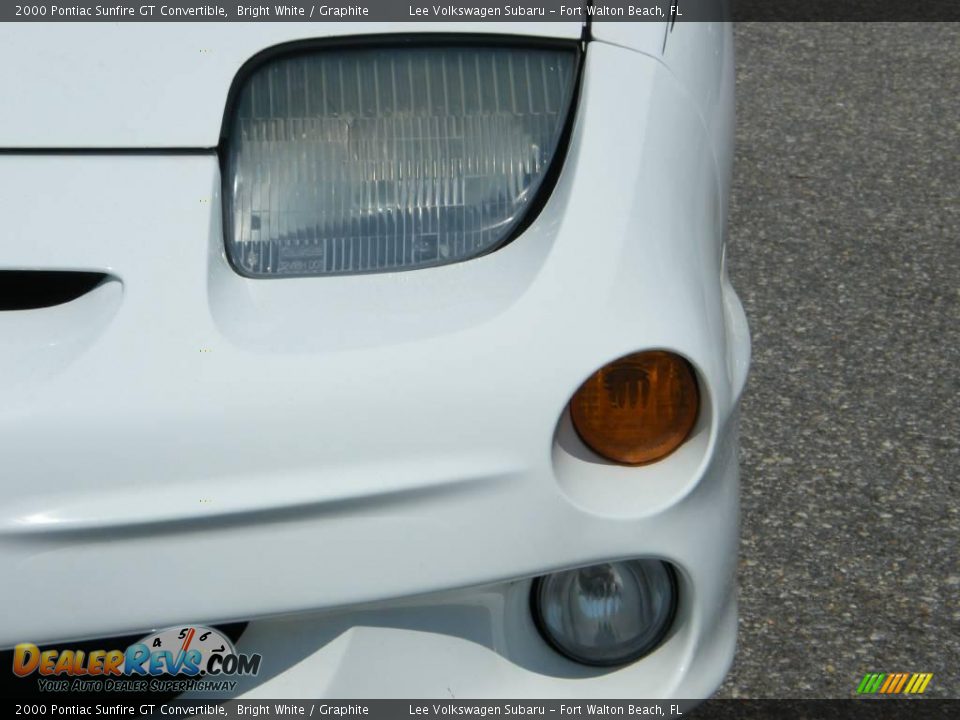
xmin=903 ymin=673 xmax=934 ymax=694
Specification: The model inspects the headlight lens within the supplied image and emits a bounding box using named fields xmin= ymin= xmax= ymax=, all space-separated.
xmin=532 ymin=560 xmax=677 ymax=666
xmin=223 ymin=43 xmax=578 ymax=277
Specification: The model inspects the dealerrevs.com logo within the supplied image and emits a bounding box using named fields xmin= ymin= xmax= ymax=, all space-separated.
xmin=12 ymin=625 xmax=261 ymax=693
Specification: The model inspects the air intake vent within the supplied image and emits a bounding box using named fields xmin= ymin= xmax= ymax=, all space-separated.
xmin=0 ymin=271 xmax=107 ymax=311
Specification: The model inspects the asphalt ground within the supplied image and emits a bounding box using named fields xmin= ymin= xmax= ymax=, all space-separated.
xmin=716 ymin=23 xmax=959 ymax=698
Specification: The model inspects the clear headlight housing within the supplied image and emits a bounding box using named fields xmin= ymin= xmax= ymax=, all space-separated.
xmin=223 ymin=42 xmax=579 ymax=277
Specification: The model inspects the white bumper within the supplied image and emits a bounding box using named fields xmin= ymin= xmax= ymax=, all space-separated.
xmin=0 ymin=36 xmax=748 ymax=698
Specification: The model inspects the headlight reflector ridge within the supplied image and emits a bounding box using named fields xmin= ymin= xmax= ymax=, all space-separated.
xmin=224 ymin=43 xmax=578 ymax=277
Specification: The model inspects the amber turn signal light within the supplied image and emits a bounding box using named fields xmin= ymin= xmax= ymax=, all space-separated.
xmin=569 ymin=351 xmax=699 ymax=465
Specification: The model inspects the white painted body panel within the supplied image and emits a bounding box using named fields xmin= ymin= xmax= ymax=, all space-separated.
xmin=0 ymin=21 xmax=583 ymax=148
xmin=587 ymin=19 xmax=668 ymax=57
xmin=0 ymin=26 xmax=747 ymax=698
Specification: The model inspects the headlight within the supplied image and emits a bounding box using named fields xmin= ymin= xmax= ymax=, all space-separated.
xmin=222 ymin=42 xmax=579 ymax=277
xmin=531 ymin=560 xmax=677 ymax=666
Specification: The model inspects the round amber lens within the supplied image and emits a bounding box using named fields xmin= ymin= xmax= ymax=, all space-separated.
xmin=569 ymin=351 xmax=699 ymax=465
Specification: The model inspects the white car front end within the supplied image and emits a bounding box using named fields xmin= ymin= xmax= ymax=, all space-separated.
xmin=0 ymin=17 xmax=748 ymax=699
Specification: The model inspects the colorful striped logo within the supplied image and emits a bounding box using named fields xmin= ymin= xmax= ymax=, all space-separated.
xmin=857 ymin=672 xmax=933 ymax=694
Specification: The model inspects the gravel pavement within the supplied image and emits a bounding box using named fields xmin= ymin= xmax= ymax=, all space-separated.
xmin=716 ymin=23 xmax=960 ymax=698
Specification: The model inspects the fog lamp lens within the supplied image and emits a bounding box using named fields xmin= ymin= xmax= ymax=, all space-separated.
xmin=532 ymin=560 xmax=676 ymax=666
xmin=570 ymin=351 xmax=699 ymax=465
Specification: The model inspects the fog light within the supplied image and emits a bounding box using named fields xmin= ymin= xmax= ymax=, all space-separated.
xmin=531 ymin=560 xmax=677 ymax=666
xmin=569 ymin=351 xmax=699 ymax=465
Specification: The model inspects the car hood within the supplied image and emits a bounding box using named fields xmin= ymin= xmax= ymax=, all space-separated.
xmin=0 ymin=20 xmax=584 ymax=149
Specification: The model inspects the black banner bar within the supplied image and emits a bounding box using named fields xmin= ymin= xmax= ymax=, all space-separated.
xmin=1 ymin=701 xmax=959 ymax=719
xmin=2 ymin=2 xmax=960 ymax=23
